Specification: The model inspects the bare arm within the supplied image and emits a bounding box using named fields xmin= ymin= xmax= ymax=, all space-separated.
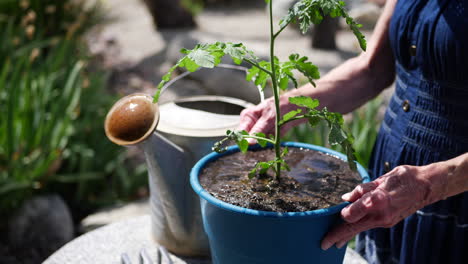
xmin=239 ymin=0 xmax=398 ymax=136
xmin=321 ymin=152 xmax=468 ymax=250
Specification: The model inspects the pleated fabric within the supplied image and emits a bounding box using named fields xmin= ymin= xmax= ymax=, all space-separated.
xmin=355 ymin=0 xmax=468 ymax=263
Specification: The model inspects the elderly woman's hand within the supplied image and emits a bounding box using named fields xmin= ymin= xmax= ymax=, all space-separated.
xmin=238 ymin=92 xmax=305 ymax=140
xmin=321 ymin=163 xmax=451 ymax=250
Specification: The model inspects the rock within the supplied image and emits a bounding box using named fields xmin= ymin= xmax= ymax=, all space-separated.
xmin=79 ymin=199 xmax=149 ymax=233
xmin=7 ymin=194 xmax=74 ymax=264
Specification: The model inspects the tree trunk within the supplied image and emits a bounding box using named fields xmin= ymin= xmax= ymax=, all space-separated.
xmin=311 ymin=16 xmax=339 ymax=50
xmin=143 ymin=0 xmax=196 ymax=29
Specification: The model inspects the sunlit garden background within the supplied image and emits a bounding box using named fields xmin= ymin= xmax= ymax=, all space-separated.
xmin=0 ymin=0 xmax=388 ymax=262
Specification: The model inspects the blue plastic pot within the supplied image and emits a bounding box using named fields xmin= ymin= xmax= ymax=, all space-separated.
xmin=190 ymin=142 xmax=370 ymax=264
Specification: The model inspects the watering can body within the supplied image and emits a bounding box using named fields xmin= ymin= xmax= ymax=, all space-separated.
xmin=139 ymin=96 xmax=252 ymax=257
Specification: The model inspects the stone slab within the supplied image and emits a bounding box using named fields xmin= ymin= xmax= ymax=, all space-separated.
xmin=46 ymin=215 xmax=367 ymax=264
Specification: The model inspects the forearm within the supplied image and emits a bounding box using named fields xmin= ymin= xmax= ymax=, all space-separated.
xmin=286 ymin=56 xmax=389 ymax=114
xmin=425 ymin=153 xmax=468 ymax=203
xmin=284 ymin=0 xmax=397 ymax=115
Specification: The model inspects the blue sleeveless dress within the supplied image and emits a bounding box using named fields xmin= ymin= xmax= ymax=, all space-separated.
xmin=355 ymin=0 xmax=468 ymax=263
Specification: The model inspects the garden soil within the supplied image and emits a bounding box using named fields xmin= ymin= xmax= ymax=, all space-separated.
xmin=200 ymin=147 xmax=362 ymax=212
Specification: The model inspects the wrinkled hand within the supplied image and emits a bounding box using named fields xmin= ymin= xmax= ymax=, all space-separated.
xmin=238 ymin=94 xmax=304 ymax=141
xmin=321 ymin=164 xmax=448 ymax=250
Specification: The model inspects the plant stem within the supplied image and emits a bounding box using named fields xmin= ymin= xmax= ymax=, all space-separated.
xmin=273 ymin=21 xmax=290 ymax=39
xmin=244 ymin=59 xmax=273 ymax=76
xmin=279 ymin=115 xmax=307 ymax=126
xmin=269 ymin=0 xmax=282 ymax=182
xmin=243 ymin=135 xmax=276 ymax=144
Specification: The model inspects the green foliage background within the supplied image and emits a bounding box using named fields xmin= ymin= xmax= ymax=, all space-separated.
xmin=0 ymin=0 xmax=146 ymax=217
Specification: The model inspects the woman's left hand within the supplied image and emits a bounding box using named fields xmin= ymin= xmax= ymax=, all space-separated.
xmin=321 ymin=163 xmax=449 ymax=250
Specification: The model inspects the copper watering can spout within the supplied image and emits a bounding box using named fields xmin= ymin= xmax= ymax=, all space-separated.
xmin=105 ymin=93 xmax=159 ymax=146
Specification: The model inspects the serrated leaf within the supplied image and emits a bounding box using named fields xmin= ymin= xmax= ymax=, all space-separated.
xmin=280 ymin=0 xmax=366 ymax=51
xmin=329 ymin=123 xmax=347 ymax=145
xmin=224 ymin=43 xmax=244 ymax=60
xmin=246 ymin=66 xmax=259 ymax=82
xmin=288 ymin=54 xmax=320 ymax=85
xmin=289 ymin=96 xmax=319 ymax=109
xmin=308 ymin=115 xmax=322 ymax=127
xmin=187 ymin=49 xmax=215 ymax=68
xmin=254 ymin=70 xmax=269 ymax=89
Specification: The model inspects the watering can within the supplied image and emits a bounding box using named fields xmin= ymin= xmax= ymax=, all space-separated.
xmin=105 ymin=92 xmax=253 ymax=257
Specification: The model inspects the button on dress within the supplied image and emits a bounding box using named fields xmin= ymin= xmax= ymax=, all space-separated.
xmin=355 ymin=0 xmax=468 ymax=263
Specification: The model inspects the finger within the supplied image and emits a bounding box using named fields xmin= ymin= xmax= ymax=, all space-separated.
xmin=336 ymin=236 xmax=352 ymax=249
xmin=238 ymin=109 xmax=260 ymax=132
xmin=342 ymin=181 xmax=379 ymax=202
xmin=342 ymin=187 xmax=391 ymax=224
xmin=341 ymin=192 xmax=375 ymax=223
xmin=321 ymin=217 xmax=373 ymax=250
xmin=336 ymin=240 xmax=347 ymax=249
xmin=249 ymin=116 xmax=275 ymax=138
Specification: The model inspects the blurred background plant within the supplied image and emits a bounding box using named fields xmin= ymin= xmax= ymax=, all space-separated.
xmin=0 ymin=0 xmax=147 ymax=220
xmin=285 ymin=96 xmax=383 ymax=169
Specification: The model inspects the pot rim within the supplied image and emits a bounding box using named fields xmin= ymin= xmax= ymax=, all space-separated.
xmin=190 ymin=141 xmax=370 ymax=218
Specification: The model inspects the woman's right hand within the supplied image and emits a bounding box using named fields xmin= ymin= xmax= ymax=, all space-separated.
xmin=238 ymin=92 xmax=304 ymax=140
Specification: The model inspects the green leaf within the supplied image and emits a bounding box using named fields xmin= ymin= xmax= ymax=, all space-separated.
xmin=179 ymin=57 xmax=200 ymax=72
xmin=280 ymin=0 xmax=366 ymax=51
xmin=279 ymin=76 xmax=289 ymax=90
xmin=246 ymin=66 xmax=259 ymax=82
xmin=308 ymin=115 xmax=322 ymax=127
xmin=329 ymin=123 xmax=347 ymax=145
xmin=289 ymin=96 xmax=320 ymax=109
xmin=254 ymin=132 xmax=268 ymax=147
xmin=187 ymin=49 xmax=215 ymax=68
xmin=281 ymin=109 xmax=302 ymax=124
xmin=238 ymin=139 xmax=249 ymax=153
xmin=154 ymin=42 xmax=260 ymax=103
xmin=224 ymin=43 xmax=244 ymax=61
xmin=254 ymin=70 xmax=269 ymax=89
xmin=248 ymin=169 xmax=256 ymax=179
xmin=281 ymin=147 xmax=289 ymax=157
xmin=288 ymin=54 xmax=320 ymax=86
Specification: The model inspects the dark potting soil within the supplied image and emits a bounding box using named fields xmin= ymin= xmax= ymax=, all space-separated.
xmin=200 ymin=147 xmax=362 ymax=212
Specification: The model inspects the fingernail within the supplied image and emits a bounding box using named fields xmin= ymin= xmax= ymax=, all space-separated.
xmin=321 ymin=241 xmax=332 ymax=251
xmin=336 ymin=241 xmax=347 ymax=249
xmin=341 ymin=192 xmax=351 ymax=200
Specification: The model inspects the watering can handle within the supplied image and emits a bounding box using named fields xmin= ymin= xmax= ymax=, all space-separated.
xmin=159 ymin=64 xmax=265 ymax=102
